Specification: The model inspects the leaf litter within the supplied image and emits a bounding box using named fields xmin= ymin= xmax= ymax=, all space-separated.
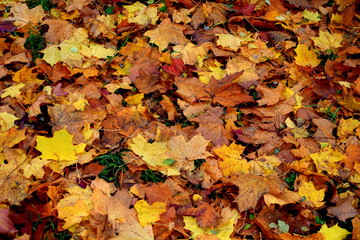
xmin=0 ymin=0 xmax=359 ymax=239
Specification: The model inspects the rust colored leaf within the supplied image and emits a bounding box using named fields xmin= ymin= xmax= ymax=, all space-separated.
xmin=204 ymin=73 xmax=254 ymax=107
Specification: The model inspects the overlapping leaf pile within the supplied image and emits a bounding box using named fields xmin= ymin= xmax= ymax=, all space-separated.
xmin=0 ymin=0 xmax=359 ymax=239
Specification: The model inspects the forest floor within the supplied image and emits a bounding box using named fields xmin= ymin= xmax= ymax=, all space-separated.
xmin=0 ymin=0 xmax=359 ymax=239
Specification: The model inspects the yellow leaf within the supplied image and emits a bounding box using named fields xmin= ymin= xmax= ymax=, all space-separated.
xmin=56 ymin=186 xmax=94 ymax=230
xmin=1 ymin=83 xmax=25 ymax=98
xmin=250 ymin=155 xmax=282 ymax=175
xmin=35 ymin=128 xmax=86 ymax=172
xmin=213 ymin=142 xmax=249 ymax=176
xmin=0 ymin=128 xmax=26 ymax=152
xmin=310 ymin=146 xmax=346 ymax=176
xmin=198 ymin=60 xmax=226 ymax=84
xmin=298 ymin=180 xmax=325 ymax=208
xmin=319 ymin=224 xmax=350 ymax=240
xmin=225 ymin=56 xmax=259 ymax=83
xmin=172 ymin=42 xmax=212 ymax=66
xmin=134 ymin=199 xmax=167 ymax=226
xmin=292 ymin=127 xmax=310 ymax=138
xmin=111 ymin=60 xmax=132 ymax=76
xmin=124 ymin=1 xmax=158 ymax=26
xmin=12 ymin=66 xmax=42 ymax=85
xmin=144 ymin=18 xmax=190 ymax=52
xmin=311 ymin=30 xmax=343 ymax=51
xmin=42 ymin=28 xmax=115 ymax=68
xmin=83 ymin=43 xmax=117 ymax=59
xmin=331 ymin=13 xmax=342 ymax=24
xmin=302 ymin=9 xmax=321 ymax=22
xmin=129 ymin=134 xmax=169 ymax=168
xmin=72 ymin=98 xmax=88 ymax=111
xmin=183 ymin=216 xmax=206 ymax=238
xmin=337 ymin=118 xmax=360 ymax=139
xmin=184 ymin=207 xmax=239 ymax=240
xmin=22 ymin=157 xmax=49 ymax=179
xmin=294 ymin=44 xmax=321 ymax=67
xmin=0 ymin=112 xmax=19 ymax=132
xmin=125 ymin=93 xmax=144 ymax=105
xmin=216 ymin=33 xmax=252 ymax=51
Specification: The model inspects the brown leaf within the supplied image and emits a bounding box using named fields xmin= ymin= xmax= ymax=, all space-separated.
xmin=43 ymin=19 xmax=76 ymax=44
xmin=205 ymin=73 xmax=254 ymax=107
xmin=0 ymin=209 xmax=17 ymax=238
xmin=312 ymin=118 xmax=337 ymax=145
xmin=256 ymin=83 xmax=285 ymax=106
xmin=48 ymin=104 xmax=106 ymax=144
xmin=327 ymin=196 xmax=359 ymax=222
xmin=144 ymin=18 xmax=190 ymax=52
xmin=178 ymin=201 xmax=221 ymax=228
xmin=175 ymin=77 xmax=210 ymax=103
xmin=223 ymin=174 xmax=285 ymax=212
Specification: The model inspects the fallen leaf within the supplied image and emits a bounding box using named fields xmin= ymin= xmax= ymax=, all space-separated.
xmin=311 ymin=30 xmax=343 ymax=51
xmin=213 ymin=142 xmax=249 ymax=176
xmin=144 ymin=18 xmax=190 ymax=51
xmin=298 ymin=180 xmax=325 ymax=208
xmin=327 ymin=196 xmax=359 ymax=222
xmin=134 ymin=199 xmax=167 ymax=226
xmin=204 ymin=73 xmax=254 ymax=106
xmin=318 ymin=224 xmax=350 ymax=240
xmin=6 ymin=3 xmax=46 ymax=27
xmin=56 ymin=186 xmax=94 ymax=230
xmin=294 ymin=44 xmax=321 ymax=67
xmin=0 ymin=208 xmax=17 ymax=238
xmin=166 ymin=134 xmax=210 ymax=171
xmin=310 ymin=146 xmax=346 ymax=176
xmin=35 ymin=128 xmax=86 ymax=172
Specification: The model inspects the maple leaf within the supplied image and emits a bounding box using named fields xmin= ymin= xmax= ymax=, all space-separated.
xmin=5 ymin=2 xmax=46 ymax=27
xmin=178 ymin=200 xmax=221 ymax=228
xmin=116 ymin=218 xmax=154 ymax=240
xmin=311 ymin=30 xmax=343 ymax=51
xmin=216 ymin=33 xmax=253 ymax=51
xmin=42 ymin=19 xmax=76 ymax=44
xmin=310 ymin=146 xmax=346 ymax=176
xmin=294 ymin=44 xmax=321 ymax=67
xmin=129 ymin=134 xmax=174 ymax=172
xmin=250 ymin=155 xmax=282 ymax=175
xmin=0 ymin=128 xmax=26 ymax=152
xmin=327 ymin=196 xmax=359 ymax=222
xmin=134 ymin=199 xmax=167 ymax=226
xmin=213 ymin=142 xmax=249 ymax=176
xmin=22 ymin=157 xmax=48 ymax=179
xmin=318 ymin=224 xmax=350 ymax=240
xmin=56 ymin=186 xmax=94 ymax=230
xmin=167 ymin=134 xmax=211 ymax=171
xmin=183 ymin=207 xmax=239 ymax=240
xmin=0 ymin=112 xmax=18 ymax=132
xmin=172 ymin=42 xmax=212 ymax=66
xmin=0 ymin=148 xmax=30 ymax=205
xmin=223 ymin=174 xmax=285 ymax=212
xmin=123 ymin=1 xmax=159 ymax=26
xmin=225 ymin=56 xmax=259 ymax=83
xmin=144 ymin=18 xmax=190 ymax=51
xmin=0 ymin=208 xmax=17 ymax=238
xmin=1 ymin=83 xmax=25 ymax=98
xmin=298 ymin=180 xmax=325 ymax=208
xmin=35 ymin=128 xmax=86 ymax=172
xmin=337 ymin=118 xmax=360 ymax=139
xmin=204 ymin=72 xmax=254 ymax=106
